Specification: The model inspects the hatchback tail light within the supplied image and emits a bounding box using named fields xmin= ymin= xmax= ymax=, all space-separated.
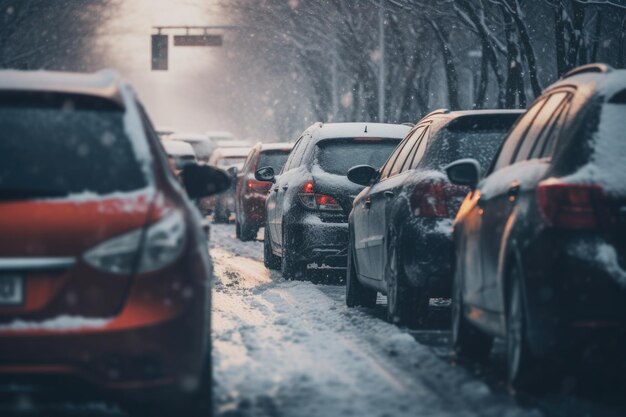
xmin=298 ymin=180 xmax=342 ymax=212
xmin=84 ymin=210 xmax=186 ymax=274
xmin=537 ymin=182 xmax=613 ymax=230
xmin=410 ymin=179 xmax=468 ymax=218
xmin=247 ymin=179 xmax=272 ymax=193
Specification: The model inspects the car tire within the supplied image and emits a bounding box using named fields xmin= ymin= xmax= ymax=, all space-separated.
xmin=263 ymin=226 xmax=281 ymax=270
xmin=385 ymin=235 xmax=427 ymax=329
xmin=239 ymin=220 xmax=257 ymax=242
xmin=213 ymin=203 xmax=229 ymax=224
xmin=281 ymin=224 xmax=304 ymax=280
xmin=451 ymin=257 xmax=493 ymax=362
xmin=235 ymin=220 xmax=242 ymax=239
xmin=345 ymin=238 xmax=377 ymax=308
xmin=506 ymin=263 xmax=545 ymax=392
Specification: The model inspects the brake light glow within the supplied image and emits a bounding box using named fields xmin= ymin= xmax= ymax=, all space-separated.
xmin=537 ymin=182 xmax=613 ymax=230
xmin=247 ymin=179 xmax=272 ymax=193
xmin=298 ymin=180 xmax=342 ymax=212
xmin=410 ymin=179 xmax=469 ymax=218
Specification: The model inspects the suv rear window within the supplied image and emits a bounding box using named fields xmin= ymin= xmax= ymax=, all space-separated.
xmin=258 ymin=150 xmax=290 ymax=173
xmin=0 ymin=93 xmax=148 ymax=200
xmin=420 ymin=114 xmax=519 ymax=171
xmin=315 ymin=138 xmax=400 ymax=175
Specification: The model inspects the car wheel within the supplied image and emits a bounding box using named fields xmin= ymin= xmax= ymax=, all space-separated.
xmin=345 ymin=238 xmax=377 ymax=308
xmin=451 ymin=256 xmax=493 ymax=361
xmin=235 ymin=220 xmax=242 ymax=239
xmin=213 ymin=206 xmax=229 ymax=224
xmin=506 ymin=264 xmax=544 ymax=392
xmin=385 ymin=235 xmax=427 ymax=328
xmin=263 ymin=226 xmax=281 ymax=270
xmin=240 ymin=220 xmax=257 ymax=242
xmin=281 ymin=225 xmax=304 ymax=280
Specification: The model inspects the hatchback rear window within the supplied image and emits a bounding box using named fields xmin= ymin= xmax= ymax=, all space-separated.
xmin=315 ymin=139 xmax=400 ymax=175
xmin=0 ymin=93 xmax=148 ymax=200
xmin=258 ymin=150 xmax=290 ymax=173
xmin=420 ymin=114 xmax=519 ymax=170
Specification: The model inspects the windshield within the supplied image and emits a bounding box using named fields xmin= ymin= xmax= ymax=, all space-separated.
xmin=258 ymin=150 xmax=290 ymax=173
xmin=315 ymin=139 xmax=400 ymax=175
xmin=0 ymin=99 xmax=147 ymax=200
xmin=218 ymin=156 xmax=246 ymax=168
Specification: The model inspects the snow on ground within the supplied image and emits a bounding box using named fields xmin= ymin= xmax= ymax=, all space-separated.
xmin=209 ymin=224 xmax=541 ymax=417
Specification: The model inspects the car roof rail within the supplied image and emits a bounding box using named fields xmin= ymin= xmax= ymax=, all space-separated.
xmin=562 ymin=63 xmax=613 ymax=80
xmin=423 ymin=108 xmax=449 ymax=118
xmin=402 ymin=122 xmax=415 ymax=127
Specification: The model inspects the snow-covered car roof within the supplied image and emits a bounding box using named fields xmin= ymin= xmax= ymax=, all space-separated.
xmin=546 ymin=66 xmax=626 ymax=101
xmin=206 ymin=131 xmax=235 ymax=141
xmin=211 ymin=147 xmax=251 ymax=159
xmin=0 ymin=69 xmax=125 ymax=106
xmin=260 ymin=142 xmax=294 ymax=151
xmin=169 ymin=132 xmax=211 ymax=143
xmin=216 ymin=140 xmax=251 ymax=148
xmin=162 ymin=140 xmax=196 ymax=157
xmin=305 ymin=122 xmax=411 ymax=141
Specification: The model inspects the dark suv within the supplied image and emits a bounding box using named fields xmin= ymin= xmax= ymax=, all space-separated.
xmin=446 ymin=64 xmax=626 ymax=389
xmin=345 ymin=110 xmax=522 ymax=327
xmin=256 ymin=123 xmax=410 ymax=280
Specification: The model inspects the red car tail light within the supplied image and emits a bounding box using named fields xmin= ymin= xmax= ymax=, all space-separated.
xmin=298 ymin=180 xmax=342 ymax=212
xmin=410 ymin=179 xmax=468 ymax=218
xmin=537 ymin=182 xmax=613 ymax=230
xmin=84 ymin=210 xmax=186 ymax=274
xmin=247 ymin=179 xmax=272 ymax=193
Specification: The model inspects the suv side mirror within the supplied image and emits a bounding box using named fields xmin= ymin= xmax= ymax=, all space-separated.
xmin=255 ymin=166 xmax=275 ymax=183
xmin=445 ymin=159 xmax=481 ymax=190
xmin=347 ymin=165 xmax=377 ymax=186
xmin=227 ymin=166 xmax=239 ymax=178
xmin=182 ymin=164 xmax=231 ymax=199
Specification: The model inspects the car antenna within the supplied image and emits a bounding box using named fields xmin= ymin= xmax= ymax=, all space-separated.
xmin=364 ymin=125 xmax=368 ymax=133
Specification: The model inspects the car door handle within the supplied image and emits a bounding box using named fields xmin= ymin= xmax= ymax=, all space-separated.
xmin=384 ymin=190 xmax=394 ymax=199
xmin=364 ymin=199 xmax=371 ymax=209
xmin=282 ymin=186 xmax=289 ymax=191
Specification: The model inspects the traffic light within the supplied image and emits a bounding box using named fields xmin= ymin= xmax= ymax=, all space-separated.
xmin=151 ymin=34 xmax=168 ymax=71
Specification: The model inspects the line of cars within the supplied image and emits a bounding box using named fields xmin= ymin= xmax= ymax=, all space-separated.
xmin=250 ymin=64 xmax=626 ymax=390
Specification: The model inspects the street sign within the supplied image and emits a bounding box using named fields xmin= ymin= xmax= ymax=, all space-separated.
xmin=151 ymin=34 xmax=169 ymax=71
xmin=173 ymin=35 xmax=223 ymax=47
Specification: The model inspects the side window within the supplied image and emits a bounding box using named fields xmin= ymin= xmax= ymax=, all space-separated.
xmin=532 ymin=95 xmax=573 ymax=159
xmin=399 ymin=126 xmax=427 ymax=172
xmin=513 ymin=92 xmax=568 ymax=163
xmin=283 ymin=137 xmax=303 ymax=172
xmin=409 ymin=126 xmax=430 ymax=169
xmin=493 ymin=97 xmax=547 ymax=171
xmin=295 ymin=135 xmax=314 ymax=168
xmin=388 ymin=127 xmax=424 ymax=177
xmin=380 ymin=138 xmax=409 ymax=180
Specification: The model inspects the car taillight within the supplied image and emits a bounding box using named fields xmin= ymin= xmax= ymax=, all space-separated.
xmin=298 ymin=180 xmax=342 ymax=211
xmin=247 ymin=179 xmax=271 ymax=193
xmin=537 ymin=182 xmax=613 ymax=230
xmin=83 ymin=210 xmax=186 ymax=274
xmin=410 ymin=179 xmax=468 ymax=218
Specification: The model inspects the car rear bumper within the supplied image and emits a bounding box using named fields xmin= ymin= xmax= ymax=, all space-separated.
xmin=240 ymin=194 xmax=267 ymax=228
xmin=401 ymin=217 xmax=454 ymax=297
xmin=521 ymin=234 xmax=626 ymax=356
xmin=288 ymin=215 xmax=349 ymax=269
xmin=0 ymin=258 xmax=210 ymax=399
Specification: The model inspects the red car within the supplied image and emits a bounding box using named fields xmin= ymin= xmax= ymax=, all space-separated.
xmin=0 ymin=70 xmax=229 ymax=416
xmin=235 ymin=142 xmax=293 ymax=241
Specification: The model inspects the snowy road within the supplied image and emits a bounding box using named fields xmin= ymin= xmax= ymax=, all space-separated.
xmin=209 ymin=225 xmax=539 ymax=417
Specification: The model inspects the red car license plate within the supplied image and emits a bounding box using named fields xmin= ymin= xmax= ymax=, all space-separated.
xmin=0 ymin=274 xmax=24 ymax=306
